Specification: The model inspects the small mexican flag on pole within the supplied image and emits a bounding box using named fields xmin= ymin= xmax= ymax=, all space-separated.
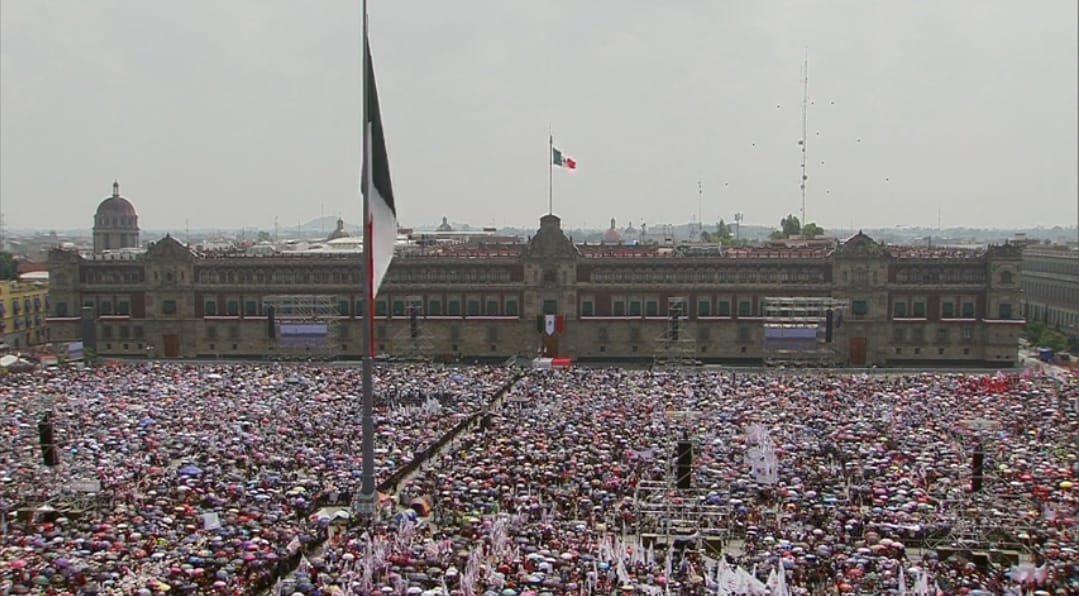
xmin=551 ymin=146 xmax=576 ymax=170
xmin=548 ymin=132 xmax=575 ymax=215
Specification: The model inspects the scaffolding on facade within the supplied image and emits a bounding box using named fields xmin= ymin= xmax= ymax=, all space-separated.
xmin=653 ymin=297 xmax=700 ymax=369
xmin=263 ymin=295 xmax=340 ymax=361
xmin=761 ymin=296 xmax=847 ymax=368
xmin=391 ymin=296 xmax=435 ymax=361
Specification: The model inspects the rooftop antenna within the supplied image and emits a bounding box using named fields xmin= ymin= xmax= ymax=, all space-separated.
xmin=697 ymin=178 xmax=704 ymax=240
xmin=799 ymin=50 xmax=809 ymax=231
xmin=185 ymin=218 xmax=190 ymax=245
xmin=274 ymin=216 xmax=279 ymax=243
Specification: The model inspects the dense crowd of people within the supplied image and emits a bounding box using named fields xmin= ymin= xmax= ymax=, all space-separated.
xmin=302 ymin=368 xmax=1077 ymax=595
xmin=0 ymin=363 xmax=512 ymax=594
xmin=0 ymin=362 xmax=1076 ymax=595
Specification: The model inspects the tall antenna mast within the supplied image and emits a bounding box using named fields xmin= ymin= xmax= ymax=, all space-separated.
xmin=799 ymin=51 xmax=809 ymax=232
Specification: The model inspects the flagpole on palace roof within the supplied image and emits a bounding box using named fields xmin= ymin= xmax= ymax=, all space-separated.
xmin=548 ymin=127 xmax=554 ymax=215
xmin=355 ymin=0 xmax=378 ymax=519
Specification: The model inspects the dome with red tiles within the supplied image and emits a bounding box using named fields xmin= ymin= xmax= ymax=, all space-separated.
xmin=96 ymin=181 xmax=138 ymax=219
xmin=602 ymin=217 xmax=623 ymax=244
xmin=93 ymin=180 xmax=140 ymax=253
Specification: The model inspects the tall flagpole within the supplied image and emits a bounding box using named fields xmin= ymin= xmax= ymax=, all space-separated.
xmin=799 ymin=50 xmax=809 ymax=230
xmin=548 ymin=131 xmax=554 ymax=215
xmin=356 ymin=0 xmax=377 ymax=518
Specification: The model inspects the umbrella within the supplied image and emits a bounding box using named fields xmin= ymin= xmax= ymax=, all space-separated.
xmin=177 ymin=465 xmax=202 ymax=477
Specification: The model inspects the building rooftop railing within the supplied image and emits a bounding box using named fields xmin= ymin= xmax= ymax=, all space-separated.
xmin=889 ymin=247 xmax=986 ymax=259
xmin=51 ymin=239 xmax=1016 ymax=265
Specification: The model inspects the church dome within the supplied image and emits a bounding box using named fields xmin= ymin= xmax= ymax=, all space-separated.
xmin=326 ymin=218 xmax=350 ymax=240
xmin=602 ymin=217 xmax=622 ymax=244
xmin=92 ymin=180 xmax=140 ymax=254
xmin=95 ymin=181 xmax=139 ymax=225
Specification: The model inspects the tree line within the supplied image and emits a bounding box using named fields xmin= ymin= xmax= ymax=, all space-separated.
xmin=699 ymin=214 xmax=825 ymax=244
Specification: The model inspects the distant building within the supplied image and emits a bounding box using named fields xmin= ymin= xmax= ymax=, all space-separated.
xmin=436 ymin=217 xmax=454 ymax=232
xmin=46 ymin=189 xmax=1025 ymax=366
xmin=326 ymin=218 xmax=350 ymax=241
xmin=0 ymin=280 xmax=49 ymax=350
xmin=1021 ymin=244 xmax=1079 ymax=340
xmin=93 ymin=181 xmax=140 ymax=253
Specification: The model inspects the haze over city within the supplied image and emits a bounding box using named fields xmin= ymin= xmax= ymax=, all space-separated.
xmin=1 ymin=0 xmax=1076 ymax=233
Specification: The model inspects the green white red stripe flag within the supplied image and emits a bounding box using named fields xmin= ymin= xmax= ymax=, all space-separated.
xmin=552 ymin=146 xmax=576 ymax=170
xmin=544 ymin=314 xmax=565 ymax=336
xmin=363 ymin=39 xmax=397 ymax=299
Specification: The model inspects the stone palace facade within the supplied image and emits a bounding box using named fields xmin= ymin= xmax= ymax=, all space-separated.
xmin=46 ymin=209 xmax=1024 ymax=367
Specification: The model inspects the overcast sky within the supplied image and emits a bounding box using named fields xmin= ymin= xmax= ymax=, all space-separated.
xmin=1 ymin=0 xmax=1076 ymax=233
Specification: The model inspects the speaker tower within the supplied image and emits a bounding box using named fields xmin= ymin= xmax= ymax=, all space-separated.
xmin=38 ymin=412 xmax=59 ymax=467
xmin=675 ymin=440 xmax=692 ymax=489
xmin=971 ymin=446 xmax=985 ymax=492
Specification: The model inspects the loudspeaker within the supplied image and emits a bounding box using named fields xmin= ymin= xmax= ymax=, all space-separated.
xmin=80 ymin=306 xmax=97 ymax=352
xmin=409 ymin=309 xmax=419 ymax=339
xmin=702 ymin=537 xmax=724 ymax=558
xmin=38 ymin=414 xmax=59 ymax=467
xmin=825 ymin=309 xmax=834 ymax=343
xmin=266 ymin=305 xmax=276 ymax=339
xmin=675 ymin=440 xmax=692 ymax=489
xmin=971 ymin=449 xmax=985 ymax=492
